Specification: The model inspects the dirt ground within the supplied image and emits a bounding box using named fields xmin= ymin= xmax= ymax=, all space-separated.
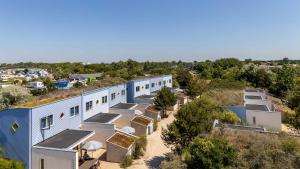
xmin=99 ymin=112 xmax=175 ymax=169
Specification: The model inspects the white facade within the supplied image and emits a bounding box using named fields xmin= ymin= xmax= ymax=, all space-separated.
xmin=82 ymin=88 xmax=110 ymax=120
xmin=28 ymin=81 xmax=44 ymax=89
xmin=246 ymin=110 xmax=281 ymax=131
xmin=32 ymin=147 xmax=78 ymax=169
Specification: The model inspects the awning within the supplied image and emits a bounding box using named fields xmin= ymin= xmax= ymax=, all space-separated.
xmin=35 ymin=129 xmax=95 ymax=149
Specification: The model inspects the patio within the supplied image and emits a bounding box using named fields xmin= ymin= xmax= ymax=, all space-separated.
xmin=79 ymin=149 xmax=106 ymax=169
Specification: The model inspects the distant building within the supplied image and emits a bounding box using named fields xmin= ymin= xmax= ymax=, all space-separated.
xmin=27 ymin=81 xmax=45 ymax=89
xmin=227 ymin=88 xmax=281 ymax=131
xmin=69 ymin=73 xmax=102 ymax=84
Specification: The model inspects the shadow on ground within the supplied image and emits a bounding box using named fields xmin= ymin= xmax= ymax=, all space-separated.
xmin=145 ymin=155 xmax=168 ymax=169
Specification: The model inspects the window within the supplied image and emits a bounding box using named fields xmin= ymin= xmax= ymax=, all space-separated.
xmin=163 ymin=80 xmax=166 ymax=85
xmin=159 ymin=81 xmax=162 ymax=86
xmin=40 ymin=158 xmax=44 ymax=169
xmin=75 ymin=106 xmax=79 ymax=115
xmin=151 ymin=83 xmax=155 ymax=87
xmin=136 ymin=86 xmax=140 ymax=92
xmin=169 ymin=79 xmax=172 ymax=83
xmin=86 ymin=101 xmax=93 ymax=111
xmin=121 ymin=89 xmax=126 ymax=95
xmin=102 ymin=96 xmax=108 ymax=103
xmin=96 ymin=99 xmax=99 ymax=104
xmin=70 ymin=107 xmax=75 ymax=116
xmin=11 ymin=121 xmax=20 ymax=133
xmin=111 ymin=93 xmax=116 ymax=100
xmin=145 ymin=84 xmax=149 ymax=89
xmin=253 ymin=116 xmax=256 ymax=125
xmin=41 ymin=115 xmax=53 ymax=129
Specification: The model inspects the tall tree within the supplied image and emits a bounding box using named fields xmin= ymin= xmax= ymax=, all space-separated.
xmin=154 ymin=87 xmax=177 ymax=118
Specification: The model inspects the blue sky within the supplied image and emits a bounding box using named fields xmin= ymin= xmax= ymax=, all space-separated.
xmin=0 ymin=0 xmax=299 ymax=63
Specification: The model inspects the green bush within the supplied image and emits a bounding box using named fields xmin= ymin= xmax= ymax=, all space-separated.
xmin=120 ymin=155 xmax=133 ymax=168
xmin=133 ymin=136 xmax=147 ymax=159
xmin=0 ymin=158 xmax=24 ymax=169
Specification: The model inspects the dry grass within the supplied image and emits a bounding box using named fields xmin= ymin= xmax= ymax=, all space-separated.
xmin=16 ymin=76 xmax=126 ymax=108
xmin=146 ymin=106 xmax=161 ymax=113
xmin=132 ymin=116 xmax=151 ymax=126
xmin=203 ymin=89 xmax=243 ymax=106
xmin=108 ymin=132 xmax=134 ymax=149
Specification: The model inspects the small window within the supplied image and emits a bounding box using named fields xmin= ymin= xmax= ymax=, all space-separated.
xmin=136 ymin=86 xmax=140 ymax=92
xmin=41 ymin=115 xmax=53 ymax=129
xmin=253 ymin=116 xmax=256 ymax=125
xmin=169 ymin=79 xmax=172 ymax=83
xmin=11 ymin=121 xmax=20 ymax=133
xmin=163 ymin=80 xmax=166 ymax=85
xmin=159 ymin=81 xmax=162 ymax=86
xmin=96 ymin=100 xmax=99 ymax=104
xmin=145 ymin=84 xmax=149 ymax=89
xmin=75 ymin=106 xmax=79 ymax=115
xmin=86 ymin=101 xmax=93 ymax=111
xmin=151 ymin=83 xmax=155 ymax=87
xmin=121 ymin=90 xmax=126 ymax=95
xmin=60 ymin=113 xmax=65 ymax=119
xmin=102 ymin=96 xmax=108 ymax=103
xmin=111 ymin=93 xmax=116 ymax=100
xmin=70 ymin=107 xmax=75 ymax=116
xmin=48 ymin=115 xmax=53 ymax=126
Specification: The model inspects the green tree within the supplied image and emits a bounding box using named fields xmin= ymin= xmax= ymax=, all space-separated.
xmin=42 ymin=77 xmax=56 ymax=92
xmin=186 ymin=136 xmax=237 ymax=169
xmin=154 ymin=87 xmax=177 ymax=118
xmin=186 ymin=78 xmax=208 ymax=99
xmin=269 ymin=65 xmax=296 ymax=97
xmin=176 ymin=67 xmax=193 ymax=89
xmin=0 ymin=86 xmax=31 ymax=109
xmin=162 ymin=99 xmax=221 ymax=151
xmin=287 ymin=79 xmax=300 ymax=109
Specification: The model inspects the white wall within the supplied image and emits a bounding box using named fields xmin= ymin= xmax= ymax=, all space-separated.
xmin=82 ymin=88 xmax=109 ymax=120
xmin=133 ymin=80 xmax=150 ymax=98
xmin=162 ymin=75 xmax=172 ymax=88
xmin=81 ymin=123 xmax=115 ymax=149
xmin=246 ymin=110 xmax=282 ymax=131
xmin=32 ymin=147 xmax=78 ymax=169
xmin=31 ymin=96 xmax=82 ymax=145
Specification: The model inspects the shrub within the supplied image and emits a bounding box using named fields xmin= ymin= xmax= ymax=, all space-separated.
xmin=153 ymin=120 xmax=158 ymax=131
xmin=133 ymin=136 xmax=147 ymax=159
xmin=120 ymin=155 xmax=133 ymax=168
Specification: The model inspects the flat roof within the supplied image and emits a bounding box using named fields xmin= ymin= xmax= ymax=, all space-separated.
xmin=111 ymin=103 xmax=136 ymax=109
xmin=246 ymin=104 xmax=269 ymax=111
xmin=133 ymin=104 xmax=150 ymax=112
xmin=245 ymin=89 xmax=259 ymax=92
xmin=146 ymin=106 xmax=161 ymax=113
xmin=107 ymin=132 xmax=134 ymax=149
xmin=131 ymin=116 xmax=152 ymax=126
xmin=84 ymin=113 xmax=120 ymax=123
xmin=245 ymin=95 xmax=262 ymax=100
xmin=35 ymin=129 xmax=94 ymax=149
xmin=136 ymin=95 xmax=155 ymax=99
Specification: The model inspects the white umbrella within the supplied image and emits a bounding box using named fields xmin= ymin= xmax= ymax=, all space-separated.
xmin=82 ymin=141 xmax=103 ymax=158
xmin=121 ymin=126 xmax=135 ymax=134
